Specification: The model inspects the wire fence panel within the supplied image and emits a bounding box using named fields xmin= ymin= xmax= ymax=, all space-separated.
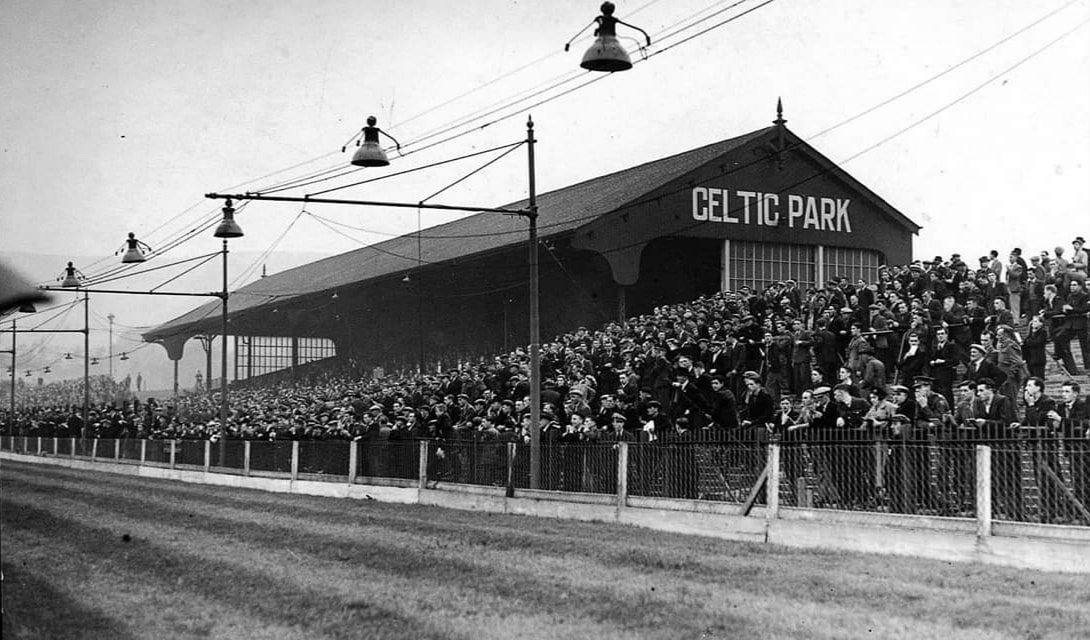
xmin=248 ymin=440 xmax=294 ymax=474
xmin=210 ymin=439 xmax=246 ymax=471
xmin=74 ymin=438 xmax=92 ymax=458
xmin=173 ymin=440 xmax=204 ymax=467
xmin=298 ymin=440 xmax=350 ymax=477
xmin=357 ymin=439 xmax=417 ymax=480
xmin=118 ymin=438 xmax=141 ymax=462
xmin=143 ymin=440 xmax=172 ymax=465
xmin=56 ymin=438 xmax=72 ymax=456
xmin=535 ymin=443 xmax=614 ymax=494
xmin=628 ymin=440 xmax=766 ymax=502
xmin=432 ymin=439 xmax=509 ymax=487
xmin=0 ymin=436 xmax=10 ymax=451
xmin=992 ymin=437 xmax=1090 ymax=526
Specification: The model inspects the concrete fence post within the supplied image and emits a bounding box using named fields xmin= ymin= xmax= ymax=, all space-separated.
xmin=115 ymin=439 xmax=121 ymax=460
xmin=290 ymin=440 xmax=300 ymax=481
xmin=506 ymin=442 xmax=517 ymax=498
xmin=37 ymin=436 xmax=42 ymax=454
xmin=418 ymin=440 xmax=428 ymax=491
xmin=91 ymin=438 xmax=98 ymax=461
xmin=170 ymin=440 xmax=177 ymax=469
xmin=617 ymin=441 xmax=629 ymax=513
xmin=348 ymin=440 xmax=358 ymax=484
xmin=976 ymin=444 xmax=992 ymax=539
xmin=140 ymin=439 xmax=146 ymax=465
xmin=70 ymin=437 xmax=76 ymax=458
xmin=244 ymin=440 xmax=251 ymax=476
xmin=767 ymin=441 xmax=781 ymax=520
xmin=204 ymin=440 xmax=212 ymax=473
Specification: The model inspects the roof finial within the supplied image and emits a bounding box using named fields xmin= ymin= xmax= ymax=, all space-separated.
xmin=773 ymin=97 xmax=786 ymax=127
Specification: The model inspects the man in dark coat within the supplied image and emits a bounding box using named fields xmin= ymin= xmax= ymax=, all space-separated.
xmin=708 ymin=375 xmax=739 ymax=432
xmin=739 ymin=371 xmax=774 ymax=441
xmin=965 ymin=343 xmax=1006 ymax=389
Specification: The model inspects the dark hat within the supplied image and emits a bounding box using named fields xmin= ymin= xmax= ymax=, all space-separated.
xmin=912 ymin=375 xmax=934 ymax=388
xmin=1075 ymin=236 xmax=1086 ymax=244
xmin=742 ymin=370 xmax=761 ymax=382
xmin=647 ymin=400 xmax=662 ymax=409
xmin=969 ymin=343 xmax=986 ymax=353
xmin=674 ymin=368 xmax=691 ymax=378
xmin=888 ymin=384 xmax=909 ymax=394
xmin=811 ymin=386 xmax=831 ymax=396
xmin=712 ymin=374 xmax=727 ymax=384
xmin=568 ymin=388 xmax=584 ymax=396
xmin=611 ymin=412 xmax=628 ymax=421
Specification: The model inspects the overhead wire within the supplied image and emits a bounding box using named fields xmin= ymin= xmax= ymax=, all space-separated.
xmin=128 ymin=2 xmax=1086 ymax=345
xmin=230 ymin=208 xmax=306 ymax=287
xmin=228 ymin=0 xmax=768 ymax=200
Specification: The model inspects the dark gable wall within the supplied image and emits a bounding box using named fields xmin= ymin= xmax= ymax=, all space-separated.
xmin=571 ymin=129 xmax=915 ymax=286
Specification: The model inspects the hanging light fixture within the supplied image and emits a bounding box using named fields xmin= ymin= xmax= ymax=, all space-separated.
xmin=24 ymin=370 xmax=31 ymax=377
xmin=18 ymin=303 xmax=37 ymax=313
xmin=118 ymin=232 xmax=151 ymax=263
xmin=345 ymin=116 xmax=402 ymax=167
xmin=59 ymin=261 xmax=83 ymax=288
xmin=214 ymin=199 xmax=244 ymax=239
xmin=91 ymin=357 xmax=99 ymax=366
xmin=565 ymin=2 xmax=650 ymax=72
xmin=64 ymin=352 xmax=73 ymax=360
xmin=119 ymin=352 xmax=129 ymax=361
xmin=43 ymin=366 xmax=51 ymax=374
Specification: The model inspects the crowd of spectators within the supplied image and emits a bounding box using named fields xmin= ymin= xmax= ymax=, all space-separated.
xmin=3 ymin=239 xmax=1089 ymax=447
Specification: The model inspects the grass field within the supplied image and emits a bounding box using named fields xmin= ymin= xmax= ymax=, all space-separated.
xmin=2 ymin=461 xmax=1088 ymax=640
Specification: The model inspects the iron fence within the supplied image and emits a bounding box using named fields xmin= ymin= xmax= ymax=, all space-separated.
xmin=628 ymin=438 xmax=766 ymax=502
xmin=143 ymin=440 xmax=173 ymax=465
xmin=357 ymin=438 xmax=417 ymax=480
xmin=5 ymin=433 xmax=1090 ymax=530
xmin=175 ymin=439 xmax=205 ymax=467
xmin=991 ymin=436 xmax=1090 ymax=526
xmin=298 ymin=440 xmax=350 ymax=477
xmin=249 ymin=440 xmax=294 ymax=474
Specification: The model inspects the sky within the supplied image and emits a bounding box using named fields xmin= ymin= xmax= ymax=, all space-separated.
xmin=1 ymin=0 xmax=1088 ymax=389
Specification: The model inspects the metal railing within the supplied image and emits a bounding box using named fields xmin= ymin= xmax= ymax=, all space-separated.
xmin=3 ymin=431 xmax=1089 ymax=528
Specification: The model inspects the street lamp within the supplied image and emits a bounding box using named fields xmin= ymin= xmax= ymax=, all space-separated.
xmin=564 ymin=2 xmax=651 ymax=72
xmin=213 ymin=199 xmax=244 ymax=444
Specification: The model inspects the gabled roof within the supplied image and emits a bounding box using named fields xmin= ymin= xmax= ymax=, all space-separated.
xmin=144 ymin=127 xmax=774 ymax=341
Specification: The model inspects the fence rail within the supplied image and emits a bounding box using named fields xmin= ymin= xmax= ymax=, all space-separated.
xmin=2 ymin=431 xmax=1088 ymax=528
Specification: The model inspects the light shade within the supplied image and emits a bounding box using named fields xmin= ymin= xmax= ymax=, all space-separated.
xmin=120 ymin=232 xmax=148 ymax=263
xmin=61 ymin=274 xmax=81 ymax=288
xmin=351 ymin=116 xmax=390 ymax=167
xmin=581 ymin=35 xmax=632 ymax=72
xmin=18 ymin=303 xmax=37 ymax=313
xmin=214 ymin=199 xmax=244 ymax=238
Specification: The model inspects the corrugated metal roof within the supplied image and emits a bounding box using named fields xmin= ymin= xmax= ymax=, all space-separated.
xmin=145 ymin=127 xmax=775 ymax=340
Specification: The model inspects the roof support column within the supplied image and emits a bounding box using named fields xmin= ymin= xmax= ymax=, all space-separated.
xmin=720 ymin=239 xmax=732 ymax=292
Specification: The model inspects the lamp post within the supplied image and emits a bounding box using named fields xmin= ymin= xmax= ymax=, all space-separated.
xmin=107 ymin=313 xmax=115 ymax=380
xmin=213 ymin=199 xmax=244 ymax=458
xmin=2 ymin=302 xmax=89 ymax=436
xmin=204 ymin=118 xmax=543 ymax=487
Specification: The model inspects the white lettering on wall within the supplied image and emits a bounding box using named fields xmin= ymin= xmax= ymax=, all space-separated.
xmin=692 ymin=187 xmax=851 ymax=232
